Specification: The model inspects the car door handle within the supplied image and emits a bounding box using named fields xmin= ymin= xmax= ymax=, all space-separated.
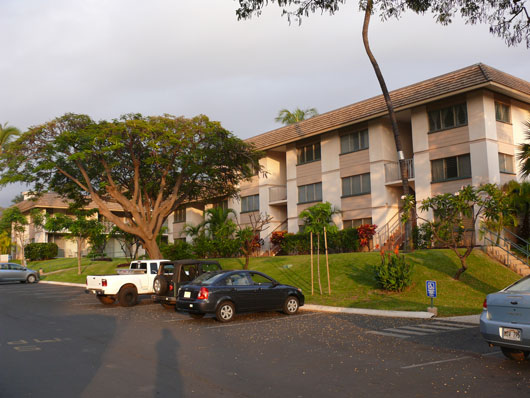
xmin=510 ymin=301 xmax=518 ymax=305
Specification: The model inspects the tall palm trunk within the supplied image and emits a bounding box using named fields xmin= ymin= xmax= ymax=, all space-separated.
xmin=310 ymin=232 xmax=314 ymax=295
xmin=362 ymin=0 xmax=410 ymax=248
xmin=317 ymin=233 xmax=323 ymax=295
xmin=324 ymin=226 xmax=331 ymax=294
xmin=76 ymin=237 xmax=82 ymax=275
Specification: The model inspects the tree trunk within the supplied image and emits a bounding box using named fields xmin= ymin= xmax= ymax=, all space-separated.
xmin=244 ymin=253 xmax=250 ymax=270
xmin=76 ymin=237 xmax=82 ymax=275
xmin=324 ymin=227 xmax=331 ymax=295
xmin=310 ymin=232 xmax=314 ymax=296
xmin=317 ymin=234 xmax=322 ymax=295
xmin=362 ymin=0 xmax=410 ymax=249
xmin=454 ymin=259 xmax=467 ymax=280
xmin=143 ymin=237 xmax=163 ymax=259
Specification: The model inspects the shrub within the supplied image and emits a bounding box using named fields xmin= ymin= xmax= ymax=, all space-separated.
xmin=327 ymin=227 xmax=360 ymax=253
xmin=412 ymin=223 xmax=433 ymax=249
xmin=270 ymin=230 xmax=287 ymax=246
xmin=280 ymin=233 xmax=311 ymax=255
xmin=357 ymin=224 xmax=377 ymax=248
xmin=161 ymin=240 xmax=196 ymax=260
xmin=24 ymin=242 xmax=59 ymax=261
xmin=374 ymin=249 xmax=414 ymax=292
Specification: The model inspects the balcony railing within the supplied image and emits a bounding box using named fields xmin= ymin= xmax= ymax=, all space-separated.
xmin=269 ymin=186 xmax=287 ymax=203
xmin=384 ymin=159 xmax=414 ymax=183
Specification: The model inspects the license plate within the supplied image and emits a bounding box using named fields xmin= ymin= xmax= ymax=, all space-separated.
xmin=502 ymin=327 xmax=521 ymax=341
xmin=184 ymin=291 xmax=191 ymax=298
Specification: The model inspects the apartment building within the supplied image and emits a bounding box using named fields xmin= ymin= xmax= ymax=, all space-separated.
xmin=172 ymin=64 xmax=530 ymax=250
xmin=13 ymin=192 xmax=174 ymax=258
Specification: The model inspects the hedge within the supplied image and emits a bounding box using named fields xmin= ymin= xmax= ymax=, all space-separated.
xmin=24 ymin=242 xmax=59 ymax=261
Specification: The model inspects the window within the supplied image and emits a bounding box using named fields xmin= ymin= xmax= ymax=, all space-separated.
xmin=431 ymin=154 xmax=471 ymax=182
xmin=499 ymin=153 xmax=514 ymax=174
xmin=175 ymin=207 xmax=186 ymax=223
xmin=298 ymin=182 xmax=322 ymax=204
xmin=241 ymin=194 xmax=259 ymax=213
xmin=495 ymin=102 xmax=510 ymax=123
xmin=150 ymin=262 xmax=158 ymax=274
xmin=342 ymin=173 xmax=371 ymax=197
xmin=340 ymin=129 xmax=369 ymax=154
xmin=343 ymin=218 xmax=372 ymax=229
xmin=428 ymin=103 xmax=467 ymax=132
xmin=250 ymin=273 xmax=274 ymax=285
xmin=224 ymin=272 xmax=252 ymax=286
xmin=297 ymin=142 xmax=321 ymax=165
xmin=213 ymin=200 xmax=228 ymax=211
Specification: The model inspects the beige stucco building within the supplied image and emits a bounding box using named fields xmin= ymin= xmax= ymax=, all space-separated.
xmin=172 ymin=64 xmax=530 ymax=250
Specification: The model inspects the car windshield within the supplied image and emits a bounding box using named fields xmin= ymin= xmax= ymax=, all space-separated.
xmin=504 ymin=276 xmax=530 ymax=293
xmin=192 ymin=271 xmax=227 ymax=285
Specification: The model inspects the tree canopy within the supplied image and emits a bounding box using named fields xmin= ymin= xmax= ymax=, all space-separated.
xmin=0 ymin=113 xmax=262 ymax=259
xmin=236 ymin=0 xmax=530 ymax=47
xmin=275 ymin=107 xmax=319 ymax=125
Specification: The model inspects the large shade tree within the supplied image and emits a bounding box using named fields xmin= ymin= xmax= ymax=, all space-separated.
xmin=0 ymin=113 xmax=262 ymax=259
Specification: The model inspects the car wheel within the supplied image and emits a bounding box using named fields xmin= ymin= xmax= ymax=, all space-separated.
xmin=26 ymin=274 xmax=37 ymax=284
xmin=118 ymin=286 xmax=138 ymax=307
xmin=283 ymin=296 xmax=299 ymax=315
xmin=160 ymin=302 xmax=174 ymax=310
xmin=97 ymin=295 xmax=116 ymax=305
xmin=215 ymin=301 xmax=235 ymax=322
xmin=501 ymin=347 xmax=530 ymax=361
xmin=153 ymin=276 xmax=168 ymax=296
xmin=190 ymin=313 xmax=205 ymax=319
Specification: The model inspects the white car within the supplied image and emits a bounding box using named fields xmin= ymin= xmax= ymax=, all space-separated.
xmin=85 ymin=260 xmax=169 ymax=306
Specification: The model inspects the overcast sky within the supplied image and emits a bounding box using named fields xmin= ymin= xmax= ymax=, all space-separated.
xmin=1 ymin=0 xmax=528 ymax=206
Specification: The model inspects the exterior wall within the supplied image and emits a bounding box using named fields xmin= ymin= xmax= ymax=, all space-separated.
xmin=286 ymin=143 xmax=299 ymax=233
xmin=321 ymin=131 xmax=342 ymax=229
xmin=431 ymin=178 xmax=473 ymax=196
xmin=411 ymin=105 xmax=432 ymax=222
xmin=467 ymin=90 xmax=501 ymax=186
xmin=369 ymin=120 xmax=399 ymax=230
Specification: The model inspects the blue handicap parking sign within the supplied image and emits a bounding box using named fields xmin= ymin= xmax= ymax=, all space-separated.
xmin=426 ymin=280 xmax=437 ymax=298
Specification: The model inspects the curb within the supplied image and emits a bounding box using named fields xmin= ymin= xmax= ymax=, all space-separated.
xmin=39 ymin=280 xmax=85 ymax=288
xmin=302 ymin=304 xmax=436 ymax=319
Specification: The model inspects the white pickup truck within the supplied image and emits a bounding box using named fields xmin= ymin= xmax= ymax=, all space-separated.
xmin=85 ymin=259 xmax=169 ymax=307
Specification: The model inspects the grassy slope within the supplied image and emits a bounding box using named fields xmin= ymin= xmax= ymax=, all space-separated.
xmin=34 ymin=249 xmax=520 ymax=316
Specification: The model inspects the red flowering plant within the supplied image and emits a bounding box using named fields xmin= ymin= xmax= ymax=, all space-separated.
xmin=357 ymin=224 xmax=377 ymax=247
xmin=270 ymin=230 xmax=287 ymax=246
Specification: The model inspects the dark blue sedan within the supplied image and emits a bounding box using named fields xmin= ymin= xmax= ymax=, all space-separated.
xmin=176 ymin=270 xmax=304 ymax=322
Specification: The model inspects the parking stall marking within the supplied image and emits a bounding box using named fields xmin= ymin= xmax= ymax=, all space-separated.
xmin=365 ymin=320 xmax=478 ymax=339
xmin=401 ymin=356 xmax=472 ymax=369
xmin=205 ymin=312 xmax=320 ymax=329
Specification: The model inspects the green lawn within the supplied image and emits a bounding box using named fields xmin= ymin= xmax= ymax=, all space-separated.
xmin=33 ymin=249 xmax=520 ymax=316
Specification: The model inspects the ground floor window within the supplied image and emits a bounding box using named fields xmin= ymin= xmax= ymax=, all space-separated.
xmin=241 ymin=194 xmax=259 ymax=213
xmin=343 ymin=218 xmax=372 ymax=229
xmin=298 ymin=182 xmax=322 ymax=204
xmin=498 ymin=153 xmax=514 ymax=174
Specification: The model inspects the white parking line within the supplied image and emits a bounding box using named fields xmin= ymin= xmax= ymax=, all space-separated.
xmin=384 ymin=328 xmax=430 ymax=336
xmin=205 ymin=312 xmax=320 ymax=329
xmin=431 ymin=321 xmax=476 ymax=328
xmin=398 ymin=326 xmax=439 ymax=333
xmin=481 ymin=351 xmax=502 ymax=357
xmin=401 ymin=356 xmax=472 ymax=369
xmin=365 ymin=331 xmax=410 ymax=339
xmin=415 ymin=324 xmax=462 ymax=331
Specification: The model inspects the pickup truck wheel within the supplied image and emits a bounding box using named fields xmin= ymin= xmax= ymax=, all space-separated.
xmin=153 ymin=276 xmax=168 ymax=296
xmin=97 ymin=295 xmax=116 ymax=305
xmin=118 ymin=286 xmax=138 ymax=307
xmin=215 ymin=301 xmax=235 ymax=323
xmin=190 ymin=313 xmax=205 ymax=319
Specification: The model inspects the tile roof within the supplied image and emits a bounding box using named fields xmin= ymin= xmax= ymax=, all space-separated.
xmin=15 ymin=192 xmax=124 ymax=213
xmin=246 ymin=63 xmax=530 ymax=150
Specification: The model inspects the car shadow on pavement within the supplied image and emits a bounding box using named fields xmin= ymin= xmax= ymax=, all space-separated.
xmin=155 ymin=328 xmax=183 ymax=397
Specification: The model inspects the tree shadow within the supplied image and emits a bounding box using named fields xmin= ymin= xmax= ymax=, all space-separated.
xmin=154 ymin=328 xmax=182 ymax=397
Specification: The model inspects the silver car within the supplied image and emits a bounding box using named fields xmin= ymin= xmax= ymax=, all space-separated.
xmin=0 ymin=262 xmax=39 ymax=283
xmin=480 ymin=276 xmax=530 ymax=361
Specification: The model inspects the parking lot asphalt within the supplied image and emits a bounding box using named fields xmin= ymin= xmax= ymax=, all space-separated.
xmin=1 ymin=283 xmax=529 ymax=398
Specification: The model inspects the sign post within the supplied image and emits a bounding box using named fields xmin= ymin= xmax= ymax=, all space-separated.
xmin=426 ymin=280 xmax=437 ymax=316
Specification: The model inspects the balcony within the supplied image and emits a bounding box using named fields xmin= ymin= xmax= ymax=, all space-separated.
xmin=384 ymin=159 xmax=415 ymax=185
xmin=269 ymin=186 xmax=287 ymax=204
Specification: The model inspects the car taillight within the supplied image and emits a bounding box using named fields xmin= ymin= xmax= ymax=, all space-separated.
xmin=483 ymin=298 xmax=487 ymax=309
xmin=102 ymin=279 xmax=107 ymax=287
xmin=197 ymin=287 xmax=209 ymax=300
xmin=169 ymin=284 xmax=174 ymax=291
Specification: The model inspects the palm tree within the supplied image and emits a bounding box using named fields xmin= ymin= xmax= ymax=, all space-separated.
xmin=506 ymin=180 xmax=530 ymax=242
xmin=200 ymin=207 xmax=237 ymax=240
xmin=0 ymin=122 xmax=21 ymax=154
xmin=275 ymin=108 xmax=318 ymax=125
xmin=299 ymin=202 xmax=338 ymax=295
xmin=518 ymin=121 xmax=530 ymax=178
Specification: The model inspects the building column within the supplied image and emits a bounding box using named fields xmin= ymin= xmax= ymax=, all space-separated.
xmin=321 ymin=131 xmax=343 ymax=229
xmin=286 ymin=144 xmax=299 ymax=233
xmin=411 ymin=106 xmax=433 ymax=222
